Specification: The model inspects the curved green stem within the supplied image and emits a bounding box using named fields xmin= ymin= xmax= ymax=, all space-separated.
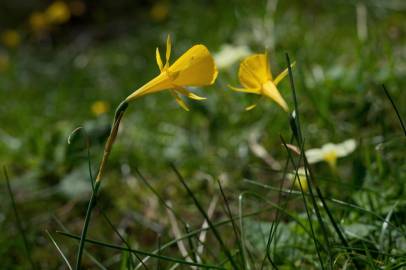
xmin=75 ymin=101 xmax=129 ymax=269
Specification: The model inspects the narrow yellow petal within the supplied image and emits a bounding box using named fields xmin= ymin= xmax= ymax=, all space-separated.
xmin=166 ymin=35 xmax=171 ymax=64
xmin=175 ymin=86 xmax=206 ymax=100
xmin=187 ymin=92 xmax=206 ymax=100
xmin=169 ymin=44 xmax=218 ymax=86
xmin=262 ymin=81 xmax=289 ymax=111
xmin=171 ymin=90 xmax=190 ymax=111
xmin=156 ymin=47 xmax=163 ymax=71
xmin=274 ymin=61 xmax=295 ymax=86
xmin=228 ymin=85 xmax=261 ymax=94
xmin=245 ymin=103 xmax=257 ymax=111
xmin=238 ymin=54 xmax=270 ymax=89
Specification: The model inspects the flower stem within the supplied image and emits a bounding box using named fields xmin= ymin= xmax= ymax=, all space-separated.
xmin=75 ymin=181 xmax=100 ymax=270
xmin=75 ymin=100 xmax=128 ymax=269
xmin=95 ymin=101 xmax=128 ymax=183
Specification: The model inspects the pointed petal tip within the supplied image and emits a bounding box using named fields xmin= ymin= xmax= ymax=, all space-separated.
xmin=166 ymin=34 xmax=171 ymax=62
xmin=186 ymin=92 xmax=207 ymax=100
xmin=228 ymin=85 xmax=242 ymax=92
xmin=211 ymin=67 xmax=219 ymax=84
xmin=156 ymin=47 xmax=163 ymax=71
xmin=245 ymin=104 xmax=257 ymax=111
xmin=190 ymin=95 xmax=207 ymax=101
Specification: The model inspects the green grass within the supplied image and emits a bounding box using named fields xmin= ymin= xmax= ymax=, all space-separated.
xmin=1 ymin=0 xmax=406 ymax=268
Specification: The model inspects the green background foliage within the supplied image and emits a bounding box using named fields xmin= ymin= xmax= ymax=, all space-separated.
xmin=0 ymin=0 xmax=405 ymax=268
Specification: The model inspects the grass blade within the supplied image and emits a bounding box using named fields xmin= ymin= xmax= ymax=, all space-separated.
xmin=59 ymin=231 xmax=226 ymax=269
xmin=165 ymin=201 xmax=195 ymax=267
xmin=75 ymin=181 xmax=100 ymax=269
xmin=46 ymin=230 xmax=73 ymax=270
xmin=170 ymin=163 xmax=240 ymax=269
xmin=4 ymin=166 xmax=36 ymax=270
xmin=382 ymin=84 xmax=406 ymax=136
xmin=379 ymin=201 xmax=398 ymax=253
xmin=134 ymin=167 xmax=185 ymax=226
xmin=52 ymin=216 xmax=108 ymax=269
xmin=261 ymin=135 xmax=295 ymax=269
xmin=217 ymin=179 xmax=245 ymax=269
xmin=100 ymin=210 xmax=147 ymax=269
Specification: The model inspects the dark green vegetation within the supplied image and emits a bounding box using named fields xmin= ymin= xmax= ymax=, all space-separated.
xmin=1 ymin=0 xmax=405 ymax=268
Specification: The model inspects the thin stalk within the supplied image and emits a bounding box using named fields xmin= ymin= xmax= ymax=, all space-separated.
xmin=217 ymin=179 xmax=245 ymax=269
xmin=95 ymin=101 xmax=129 ymax=183
xmin=4 ymin=166 xmax=36 ymax=270
xmin=100 ymin=211 xmax=147 ymax=269
xmin=46 ymin=230 xmax=73 ymax=270
xmin=75 ymin=101 xmax=129 ymax=269
xmin=382 ymin=84 xmax=406 ymax=136
xmin=75 ymin=181 xmax=100 ymax=269
xmin=52 ymin=215 xmax=107 ymax=268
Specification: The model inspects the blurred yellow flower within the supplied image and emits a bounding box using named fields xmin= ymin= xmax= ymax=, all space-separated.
xmin=0 ymin=52 xmax=9 ymax=72
xmin=45 ymin=1 xmax=71 ymax=24
xmin=289 ymin=167 xmax=308 ymax=192
xmin=125 ymin=35 xmax=218 ymax=111
xmin=229 ymin=53 xmax=293 ymax=111
xmin=91 ymin=100 xmax=110 ymax=116
xmin=305 ymin=139 xmax=357 ymax=169
xmin=150 ymin=2 xmax=169 ymax=22
xmin=29 ymin=12 xmax=49 ymax=33
xmin=1 ymin=30 xmax=21 ymax=48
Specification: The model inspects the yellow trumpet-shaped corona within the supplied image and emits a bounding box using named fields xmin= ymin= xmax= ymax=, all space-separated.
xmin=125 ymin=35 xmax=218 ymax=110
xmin=229 ymin=53 xmax=293 ymax=111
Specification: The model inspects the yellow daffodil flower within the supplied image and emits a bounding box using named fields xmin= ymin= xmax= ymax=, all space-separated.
xmin=229 ymin=53 xmax=293 ymax=111
xmin=125 ymin=35 xmax=218 ymax=111
xmin=45 ymin=1 xmax=71 ymax=24
xmin=91 ymin=100 xmax=109 ymax=116
xmin=1 ymin=30 xmax=21 ymax=48
xmin=305 ymin=139 xmax=357 ymax=170
xmin=150 ymin=1 xmax=170 ymax=22
xmin=29 ymin=12 xmax=49 ymax=33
